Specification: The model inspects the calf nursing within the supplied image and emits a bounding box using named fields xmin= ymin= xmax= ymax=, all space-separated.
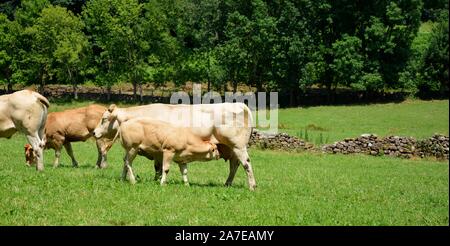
xmin=117 ymin=117 xmax=220 ymax=186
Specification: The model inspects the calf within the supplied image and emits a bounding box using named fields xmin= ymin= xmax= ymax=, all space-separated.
xmin=94 ymin=102 xmax=256 ymax=190
xmin=43 ymin=104 xmax=116 ymax=168
xmin=118 ymin=117 xmax=220 ymax=186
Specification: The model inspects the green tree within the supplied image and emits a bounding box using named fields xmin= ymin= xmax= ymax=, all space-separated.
xmin=330 ymin=35 xmax=364 ymax=90
xmin=26 ymin=5 xmax=88 ymax=98
xmin=8 ymin=0 xmax=51 ymax=93
xmin=269 ymin=0 xmax=313 ymax=105
xmin=0 ymin=13 xmax=14 ymax=91
xmin=422 ymin=0 xmax=448 ymax=21
xmin=221 ymin=0 xmax=276 ymax=92
xmin=84 ymin=0 xmax=170 ymax=102
xmin=419 ymin=11 xmax=449 ymax=95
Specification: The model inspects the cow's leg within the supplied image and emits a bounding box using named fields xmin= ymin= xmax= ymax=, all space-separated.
xmin=26 ymin=134 xmax=44 ymax=171
xmin=63 ymin=142 xmax=78 ymax=167
xmin=95 ymin=139 xmax=108 ymax=169
xmin=160 ymin=151 xmax=174 ymax=186
xmin=53 ymin=146 xmax=62 ymax=168
xmin=153 ymin=157 xmax=162 ymax=181
xmin=178 ymin=163 xmax=189 ymax=186
xmin=225 ymin=155 xmax=240 ymax=187
xmin=122 ymin=148 xmax=137 ymax=184
xmin=232 ymin=147 xmax=256 ymax=191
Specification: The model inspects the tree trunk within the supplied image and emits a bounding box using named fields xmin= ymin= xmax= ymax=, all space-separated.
xmin=233 ymin=80 xmax=237 ymax=93
xmin=256 ymin=80 xmax=263 ymax=93
xmin=73 ymin=83 xmax=78 ymax=100
xmin=289 ymin=89 xmax=295 ymax=107
xmin=39 ymin=80 xmax=45 ymax=95
xmin=207 ymin=54 xmax=211 ymax=92
xmin=326 ymin=83 xmax=332 ymax=104
xmin=107 ymin=86 xmax=111 ymax=101
xmin=7 ymin=81 xmax=12 ymax=93
xmin=68 ymin=68 xmax=78 ymax=100
xmin=133 ymin=80 xmax=137 ymax=101
xmin=139 ymin=82 xmax=143 ymax=104
xmin=291 ymin=86 xmax=301 ymax=107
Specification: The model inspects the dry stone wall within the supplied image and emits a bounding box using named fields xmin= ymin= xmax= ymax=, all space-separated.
xmin=248 ymin=130 xmax=314 ymax=151
xmin=249 ymin=130 xmax=449 ymax=161
xmin=322 ymin=134 xmax=448 ymax=160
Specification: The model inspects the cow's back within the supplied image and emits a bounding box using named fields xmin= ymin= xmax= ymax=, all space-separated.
xmin=3 ymin=90 xmax=49 ymax=135
xmin=46 ymin=104 xmax=105 ymax=141
xmin=84 ymin=104 xmax=107 ymax=132
xmin=120 ymin=103 xmax=252 ymax=148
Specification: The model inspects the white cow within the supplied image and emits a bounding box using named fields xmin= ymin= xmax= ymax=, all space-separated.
xmin=93 ymin=102 xmax=256 ymax=190
xmin=0 ymin=90 xmax=50 ymax=171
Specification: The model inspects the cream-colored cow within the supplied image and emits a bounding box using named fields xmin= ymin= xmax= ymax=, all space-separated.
xmin=118 ymin=117 xmax=220 ymax=185
xmin=93 ymin=102 xmax=256 ymax=190
xmin=0 ymin=90 xmax=49 ymax=171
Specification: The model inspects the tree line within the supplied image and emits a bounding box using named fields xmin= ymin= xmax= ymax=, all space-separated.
xmin=0 ymin=0 xmax=448 ymax=105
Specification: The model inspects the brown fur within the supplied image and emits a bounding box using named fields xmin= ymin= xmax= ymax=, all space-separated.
xmin=43 ymin=104 xmax=116 ymax=168
xmin=24 ymin=144 xmax=36 ymax=166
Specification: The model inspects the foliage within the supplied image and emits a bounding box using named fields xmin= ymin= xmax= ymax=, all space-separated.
xmin=30 ymin=5 xmax=88 ymax=96
xmin=0 ymin=0 xmax=448 ymax=100
xmin=418 ymin=11 xmax=449 ymax=94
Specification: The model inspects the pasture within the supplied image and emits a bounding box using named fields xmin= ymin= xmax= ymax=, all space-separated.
xmin=0 ymin=100 xmax=448 ymax=225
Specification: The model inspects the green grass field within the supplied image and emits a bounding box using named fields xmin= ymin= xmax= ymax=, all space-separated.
xmin=0 ymin=100 xmax=448 ymax=225
xmin=276 ymin=100 xmax=449 ymax=144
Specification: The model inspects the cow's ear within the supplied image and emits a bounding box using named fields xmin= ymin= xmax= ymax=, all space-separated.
xmin=108 ymin=110 xmax=118 ymax=121
xmin=108 ymin=104 xmax=117 ymax=113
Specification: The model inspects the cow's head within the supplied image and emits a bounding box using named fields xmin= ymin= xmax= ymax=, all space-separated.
xmin=94 ymin=104 xmax=119 ymax=139
xmin=24 ymin=144 xmax=36 ymax=166
xmin=208 ymin=142 xmax=220 ymax=160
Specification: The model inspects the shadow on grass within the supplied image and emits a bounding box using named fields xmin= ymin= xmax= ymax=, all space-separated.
xmin=185 ymin=181 xmax=246 ymax=189
xmin=49 ymin=164 xmax=98 ymax=169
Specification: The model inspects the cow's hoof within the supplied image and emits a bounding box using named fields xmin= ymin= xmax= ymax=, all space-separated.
xmin=96 ymin=163 xmax=108 ymax=169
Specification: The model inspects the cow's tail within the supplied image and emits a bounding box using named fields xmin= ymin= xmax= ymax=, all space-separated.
xmin=32 ymin=91 xmax=50 ymax=109
xmin=242 ymin=103 xmax=254 ymax=143
xmin=31 ymin=91 xmax=49 ymax=144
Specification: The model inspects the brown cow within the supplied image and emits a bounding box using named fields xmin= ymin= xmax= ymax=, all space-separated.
xmin=118 ymin=117 xmax=220 ymax=186
xmin=1 ymin=90 xmax=49 ymax=171
xmin=43 ymin=104 xmax=116 ymax=168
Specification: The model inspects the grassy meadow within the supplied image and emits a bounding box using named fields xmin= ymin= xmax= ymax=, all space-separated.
xmin=0 ymin=99 xmax=448 ymax=225
xmin=276 ymin=100 xmax=449 ymax=144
